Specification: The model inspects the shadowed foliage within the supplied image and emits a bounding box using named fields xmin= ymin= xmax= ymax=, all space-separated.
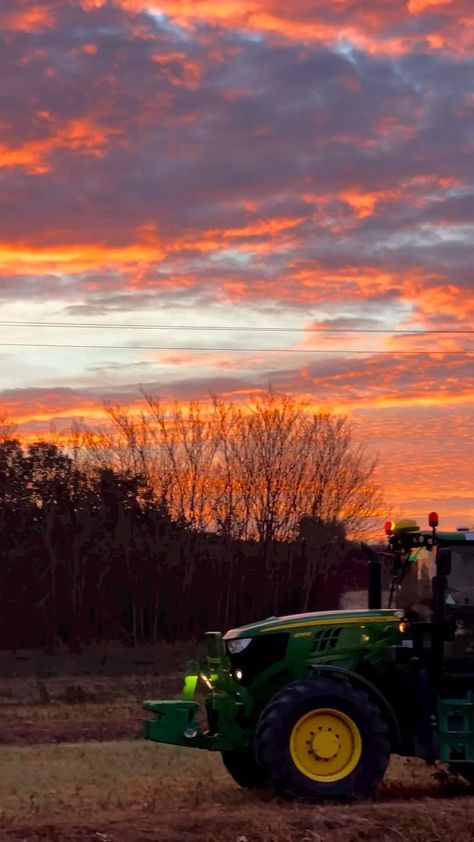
xmin=0 ymin=395 xmax=378 ymax=650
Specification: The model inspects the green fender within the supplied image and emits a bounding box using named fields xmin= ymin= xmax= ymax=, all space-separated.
xmin=308 ymin=663 xmax=401 ymax=749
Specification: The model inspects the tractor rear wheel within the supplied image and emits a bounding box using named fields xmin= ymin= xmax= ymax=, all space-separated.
xmin=255 ymin=677 xmax=390 ymax=801
xmin=221 ymin=748 xmax=267 ymax=789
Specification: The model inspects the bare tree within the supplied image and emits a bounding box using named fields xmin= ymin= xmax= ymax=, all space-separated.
xmin=96 ymin=391 xmax=383 ymax=543
xmin=0 ymin=415 xmax=17 ymax=443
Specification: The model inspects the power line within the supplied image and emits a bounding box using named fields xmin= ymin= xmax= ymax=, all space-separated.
xmin=0 ymin=320 xmax=473 ymax=334
xmin=1 ymin=342 xmax=474 ymax=354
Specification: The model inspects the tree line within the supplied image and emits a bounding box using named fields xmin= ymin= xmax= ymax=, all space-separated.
xmin=0 ymin=393 xmax=382 ymax=649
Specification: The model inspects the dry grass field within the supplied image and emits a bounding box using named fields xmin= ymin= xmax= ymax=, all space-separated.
xmin=1 ymin=647 xmax=473 ymax=842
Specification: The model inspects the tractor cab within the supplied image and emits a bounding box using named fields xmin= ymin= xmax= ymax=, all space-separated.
xmin=385 ymin=515 xmax=474 ymax=771
xmin=385 ymin=516 xmax=474 ymax=666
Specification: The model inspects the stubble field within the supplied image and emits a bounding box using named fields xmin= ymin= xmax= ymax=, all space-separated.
xmin=0 ymin=646 xmax=473 ymax=842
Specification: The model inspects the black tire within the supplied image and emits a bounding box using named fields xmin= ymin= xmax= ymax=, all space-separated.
xmin=255 ymin=677 xmax=390 ymax=801
xmin=221 ymin=748 xmax=267 ymax=789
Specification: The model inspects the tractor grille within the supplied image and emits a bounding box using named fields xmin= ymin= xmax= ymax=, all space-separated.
xmin=310 ymin=626 xmax=342 ymax=655
xmin=227 ymin=633 xmax=289 ymax=686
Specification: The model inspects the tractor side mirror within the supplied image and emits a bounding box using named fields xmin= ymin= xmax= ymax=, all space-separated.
xmin=436 ymin=548 xmax=452 ymax=577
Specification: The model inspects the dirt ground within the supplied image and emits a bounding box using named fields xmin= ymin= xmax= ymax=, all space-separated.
xmin=1 ymin=741 xmax=473 ymax=842
xmin=3 ymin=800 xmax=474 ymax=842
xmin=1 ymin=647 xmax=473 ymax=841
xmin=0 ymin=686 xmax=180 ymax=746
xmin=0 ymin=645 xmax=186 ymax=745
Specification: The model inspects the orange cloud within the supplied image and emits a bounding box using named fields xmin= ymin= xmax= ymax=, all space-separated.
xmin=4 ymin=347 xmax=473 ymax=430
xmin=115 ymin=0 xmax=473 ymax=56
xmin=340 ymin=191 xmax=378 ymax=219
xmin=0 ymin=239 xmax=165 ymax=273
xmin=81 ymin=43 xmax=99 ymax=55
xmin=404 ymin=282 xmax=474 ymax=322
xmin=206 ymin=216 xmax=305 ymax=240
xmin=151 ymin=52 xmax=203 ymax=88
xmin=0 ymin=213 xmax=309 ymax=276
xmin=0 ymin=2 xmax=56 ymax=33
xmin=156 ymin=351 xmax=237 ymax=368
xmin=408 ymin=0 xmax=453 ymax=13
xmin=0 ymin=117 xmax=118 ymax=174
xmin=353 ymin=404 xmax=474 ymax=526
xmin=0 ymin=391 xmax=106 ymax=427
xmin=3 ymin=1 xmax=472 ymax=58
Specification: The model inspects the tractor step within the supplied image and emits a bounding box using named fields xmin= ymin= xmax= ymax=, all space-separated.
xmin=438 ymin=692 xmax=474 ymax=764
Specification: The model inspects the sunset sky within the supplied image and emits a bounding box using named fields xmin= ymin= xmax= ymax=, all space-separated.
xmin=0 ymin=0 xmax=473 ymax=529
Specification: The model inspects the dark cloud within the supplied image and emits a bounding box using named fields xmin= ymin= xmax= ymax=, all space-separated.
xmin=2 ymin=349 xmax=473 ymax=415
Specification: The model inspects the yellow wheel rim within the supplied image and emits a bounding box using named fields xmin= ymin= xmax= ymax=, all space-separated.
xmin=289 ymin=708 xmax=362 ymax=782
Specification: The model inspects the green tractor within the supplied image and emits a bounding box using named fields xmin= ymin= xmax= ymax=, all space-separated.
xmin=143 ymin=514 xmax=474 ymax=800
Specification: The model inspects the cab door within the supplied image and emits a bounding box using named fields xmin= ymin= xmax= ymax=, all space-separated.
xmin=443 ymin=543 xmax=474 ymax=675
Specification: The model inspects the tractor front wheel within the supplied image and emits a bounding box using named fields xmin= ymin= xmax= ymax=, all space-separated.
xmin=221 ymin=748 xmax=267 ymax=789
xmin=255 ymin=677 xmax=390 ymax=801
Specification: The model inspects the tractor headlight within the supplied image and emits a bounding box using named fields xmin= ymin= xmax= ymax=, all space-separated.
xmin=227 ymin=637 xmax=252 ymax=655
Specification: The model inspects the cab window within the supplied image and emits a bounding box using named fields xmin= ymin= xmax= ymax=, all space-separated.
xmin=397 ymin=547 xmax=435 ymax=617
xmin=446 ymin=544 xmax=474 ymax=605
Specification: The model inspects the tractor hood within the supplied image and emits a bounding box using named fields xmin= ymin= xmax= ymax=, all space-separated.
xmin=223 ymin=608 xmax=400 ymax=640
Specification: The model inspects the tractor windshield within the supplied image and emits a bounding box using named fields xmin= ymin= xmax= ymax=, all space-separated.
xmin=395 ymin=542 xmax=474 ymax=618
xmin=396 ymin=547 xmax=435 ymax=618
